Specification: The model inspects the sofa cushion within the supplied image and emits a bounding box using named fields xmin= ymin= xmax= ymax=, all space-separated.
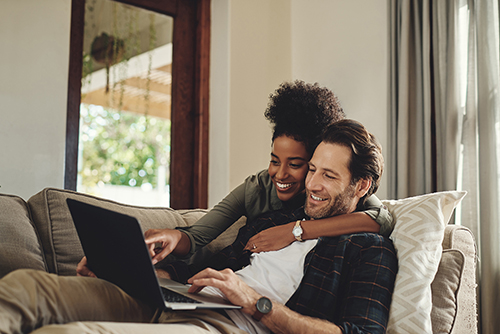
xmin=382 ymin=191 xmax=466 ymax=334
xmin=431 ymin=249 xmax=465 ymax=334
xmin=28 ymin=188 xmax=188 ymax=276
xmin=0 ymin=193 xmax=47 ymax=278
xmin=442 ymin=225 xmax=478 ymax=334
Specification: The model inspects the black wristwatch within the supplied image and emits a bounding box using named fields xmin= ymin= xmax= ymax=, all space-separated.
xmin=252 ymin=296 xmax=273 ymax=321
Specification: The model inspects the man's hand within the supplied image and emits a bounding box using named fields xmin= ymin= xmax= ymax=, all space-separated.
xmin=76 ymin=256 xmax=97 ymax=277
xmin=144 ymin=228 xmax=188 ymax=264
xmin=187 ymin=268 xmax=261 ymax=315
xmin=244 ymin=222 xmax=295 ymax=253
xmin=187 ymin=268 xmax=341 ymax=334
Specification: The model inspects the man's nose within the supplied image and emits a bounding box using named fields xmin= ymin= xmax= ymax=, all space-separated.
xmin=306 ymin=172 xmax=322 ymax=192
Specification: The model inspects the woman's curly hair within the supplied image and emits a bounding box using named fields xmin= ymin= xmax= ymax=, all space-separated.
xmin=264 ymin=80 xmax=345 ymax=155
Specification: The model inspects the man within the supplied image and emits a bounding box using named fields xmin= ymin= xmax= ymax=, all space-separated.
xmin=0 ymin=120 xmax=397 ymax=334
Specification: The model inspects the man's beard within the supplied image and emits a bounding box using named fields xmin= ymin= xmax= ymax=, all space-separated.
xmin=305 ymin=183 xmax=357 ymax=219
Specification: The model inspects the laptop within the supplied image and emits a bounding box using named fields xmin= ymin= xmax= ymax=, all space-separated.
xmin=66 ymin=198 xmax=241 ymax=311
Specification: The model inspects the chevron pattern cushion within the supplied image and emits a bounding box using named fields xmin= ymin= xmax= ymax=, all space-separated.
xmin=382 ymin=191 xmax=466 ymax=334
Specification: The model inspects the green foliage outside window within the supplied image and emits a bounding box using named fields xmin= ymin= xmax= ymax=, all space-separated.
xmin=79 ymin=104 xmax=170 ymax=189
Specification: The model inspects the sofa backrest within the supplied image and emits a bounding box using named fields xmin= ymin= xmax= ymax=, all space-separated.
xmin=0 ymin=193 xmax=47 ymax=277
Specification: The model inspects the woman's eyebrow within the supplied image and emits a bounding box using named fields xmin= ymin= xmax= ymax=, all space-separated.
xmin=271 ymin=153 xmax=307 ymax=161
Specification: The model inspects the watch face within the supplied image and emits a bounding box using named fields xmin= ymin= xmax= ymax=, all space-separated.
xmin=256 ymin=297 xmax=272 ymax=314
xmin=293 ymin=226 xmax=303 ymax=237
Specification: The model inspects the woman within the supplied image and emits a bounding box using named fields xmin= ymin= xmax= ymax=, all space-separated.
xmin=144 ymin=80 xmax=392 ymax=265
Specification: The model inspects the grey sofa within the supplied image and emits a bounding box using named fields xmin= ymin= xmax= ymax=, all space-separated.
xmin=0 ymin=187 xmax=478 ymax=333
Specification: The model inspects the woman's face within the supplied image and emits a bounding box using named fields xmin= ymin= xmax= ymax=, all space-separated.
xmin=268 ymin=135 xmax=311 ymax=202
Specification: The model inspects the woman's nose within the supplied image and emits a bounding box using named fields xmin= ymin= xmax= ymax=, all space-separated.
xmin=276 ymin=165 xmax=288 ymax=180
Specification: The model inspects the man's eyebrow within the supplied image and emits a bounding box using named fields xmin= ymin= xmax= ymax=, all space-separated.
xmin=309 ymin=163 xmax=342 ymax=177
xmin=325 ymin=168 xmax=342 ymax=177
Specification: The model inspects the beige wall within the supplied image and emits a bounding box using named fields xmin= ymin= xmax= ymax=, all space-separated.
xmin=0 ymin=0 xmax=71 ymax=199
xmin=0 ymin=0 xmax=389 ymax=204
xmin=290 ymin=0 xmax=390 ymax=200
xmin=209 ymin=0 xmax=389 ymax=206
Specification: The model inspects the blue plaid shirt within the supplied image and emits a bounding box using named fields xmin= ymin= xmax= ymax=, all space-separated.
xmin=166 ymin=207 xmax=398 ymax=333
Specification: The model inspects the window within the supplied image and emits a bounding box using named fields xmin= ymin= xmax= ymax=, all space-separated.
xmin=66 ymin=0 xmax=210 ymax=209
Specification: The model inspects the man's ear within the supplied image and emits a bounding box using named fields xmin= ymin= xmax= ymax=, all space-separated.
xmin=355 ymin=178 xmax=372 ymax=198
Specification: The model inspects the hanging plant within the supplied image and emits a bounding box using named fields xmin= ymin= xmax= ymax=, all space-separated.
xmin=90 ymin=32 xmax=125 ymax=93
xmin=144 ymin=13 xmax=157 ymax=117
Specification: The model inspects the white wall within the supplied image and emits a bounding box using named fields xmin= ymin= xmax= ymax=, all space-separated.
xmin=290 ymin=0 xmax=390 ymax=199
xmin=0 ymin=0 xmax=389 ymax=204
xmin=0 ymin=0 xmax=71 ymax=200
xmin=209 ymin=0 xmax=390 ymax=205
xmin=209 ymin=0 xmax=293 ymax=206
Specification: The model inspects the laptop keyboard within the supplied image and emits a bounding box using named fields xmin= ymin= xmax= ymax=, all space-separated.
xmin=161 ymin=287 xmax=202 ymax=304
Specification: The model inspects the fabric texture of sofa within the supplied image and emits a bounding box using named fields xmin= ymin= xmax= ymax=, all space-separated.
xmin=0 ymin=187 xmax=477 ymax=333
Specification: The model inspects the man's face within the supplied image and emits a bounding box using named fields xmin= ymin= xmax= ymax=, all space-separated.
xmin=304 ymin=142 xmax=362 ymax=219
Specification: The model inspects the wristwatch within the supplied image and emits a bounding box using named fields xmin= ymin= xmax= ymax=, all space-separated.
xmin=292 ymin=219 xmax=304 ymax=242
xmin=252 ymin=296 xmax=273 ymax=321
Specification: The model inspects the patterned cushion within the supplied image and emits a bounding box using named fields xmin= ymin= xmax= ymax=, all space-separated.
xmin=382 ymin=191 xmax=466 ymax=334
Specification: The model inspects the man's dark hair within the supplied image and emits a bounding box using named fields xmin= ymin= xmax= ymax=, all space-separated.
xmin=265 ymin=80 xmax=345 ymax=155
xmin=322 ymin=119 xmax=383 ymax=203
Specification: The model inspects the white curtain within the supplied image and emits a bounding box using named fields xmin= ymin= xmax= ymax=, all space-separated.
xmin=460 ymin=1 xmax=500 ymax=333
xmin=390 ymin=0 xmax=500 ymax=333
xmin=389 ymin=0 xmax=462 ymax=199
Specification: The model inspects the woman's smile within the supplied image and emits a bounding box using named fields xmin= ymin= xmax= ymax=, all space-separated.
xmin=268 ymin=135 xmax=310 ymax=202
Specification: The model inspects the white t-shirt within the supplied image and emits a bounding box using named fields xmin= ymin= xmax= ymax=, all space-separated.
xmin=203 ymin=239 xmax=318 ymax=334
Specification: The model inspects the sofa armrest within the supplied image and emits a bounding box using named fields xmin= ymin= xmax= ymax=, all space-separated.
xmin=0 ymin=193 xmax=47 ymax=278
xmin=431 ymin=225 xmax=478 ymax=334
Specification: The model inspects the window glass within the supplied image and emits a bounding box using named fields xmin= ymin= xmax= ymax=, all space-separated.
xmin=79 ymin=0 xmax=173 ymax=206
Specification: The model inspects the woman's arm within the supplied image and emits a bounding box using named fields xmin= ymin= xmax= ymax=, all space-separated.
xmin=244 ymin=212 xmax=379 ymax=252
xmin=244 ymin=193 xmax=393 ymax=252
xmin=361 ymin=194 xmax=393 ymax=237
xmin=144 ymin=182 xmax=248 ymax=261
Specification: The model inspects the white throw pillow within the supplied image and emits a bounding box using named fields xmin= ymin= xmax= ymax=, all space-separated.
xmin=382 ymin=191 xmax=466 ymax=334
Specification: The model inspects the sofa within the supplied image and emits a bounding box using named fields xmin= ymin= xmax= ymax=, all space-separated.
xmin=0 ymin=187 xmax=477 ymax=333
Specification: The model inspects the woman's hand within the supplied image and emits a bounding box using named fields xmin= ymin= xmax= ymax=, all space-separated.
xmin=155 ymin=268 xmax=172 ymax=279
xmin=144 ymin=228 xmax=187 ymax=264
xmin=76 ymin=256 xmax=97 ymax=277
xmin=244 ymin=222 xmax=295 ymax=253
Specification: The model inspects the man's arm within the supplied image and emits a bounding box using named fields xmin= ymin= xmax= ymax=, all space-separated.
xmin=261 ymin=303 xmax=342 ymax=334
xmin=187 ymin=268 xmax=342 ymax=334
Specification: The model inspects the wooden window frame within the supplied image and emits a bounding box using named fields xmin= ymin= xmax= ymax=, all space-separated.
xmin=65 ymin=0 xmax=210 ymax=209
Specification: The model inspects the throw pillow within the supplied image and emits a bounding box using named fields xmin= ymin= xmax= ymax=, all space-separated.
xmin=382 ymin=191 xmax=466 ymax=334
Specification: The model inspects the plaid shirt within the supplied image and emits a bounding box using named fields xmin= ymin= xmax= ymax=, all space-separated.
xmin=166 ymin=207 xmax=398 ymax=334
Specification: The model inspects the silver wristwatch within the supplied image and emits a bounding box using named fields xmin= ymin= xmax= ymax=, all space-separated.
xmin=292 ymin=219 xmax=304 ymax=242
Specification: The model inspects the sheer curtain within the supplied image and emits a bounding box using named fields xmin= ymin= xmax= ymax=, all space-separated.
xmin=390 ymin=0 xmax=500 ymax=333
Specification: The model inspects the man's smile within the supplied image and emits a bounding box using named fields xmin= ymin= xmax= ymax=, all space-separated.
xmin=310 ymin=194 xmax=327 ymax=201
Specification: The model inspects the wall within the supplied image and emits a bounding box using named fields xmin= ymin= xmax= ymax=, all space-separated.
xmin=0 ymin=0 xmax=71 ymax=199
xmin=291 ymin=0 xmax=390 ymax=200
xmin=209 ymin=0 xmax=390 ymax=206
xmin=0 ymin=0 xmax=389 ymax=204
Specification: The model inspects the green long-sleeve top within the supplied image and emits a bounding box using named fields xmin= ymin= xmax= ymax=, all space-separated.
xmin=177 ymin=169 xmax=393 ymax=254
